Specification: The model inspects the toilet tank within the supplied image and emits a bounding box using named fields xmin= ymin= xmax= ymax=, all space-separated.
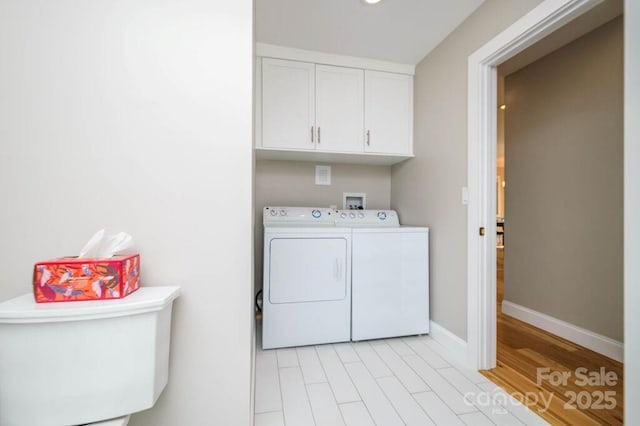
xmin=0 ymin=286 xmax=180 ymax=426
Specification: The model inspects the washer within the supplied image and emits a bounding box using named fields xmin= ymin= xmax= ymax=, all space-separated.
xmin=335 ymin=210 xmax=430 ymax=341
xmin=262 ymin=206 xmax=351 ymax=349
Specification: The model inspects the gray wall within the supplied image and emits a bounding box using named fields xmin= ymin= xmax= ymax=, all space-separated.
xmin=0 ymin=1 xmax=254 ymax=424
xmin=391 ymin=0 xmax=544 ymax=340
xmin=504 ymin=17 xmax=623 ymax=341
xmin=255 ymin=160 xmax=390 ymax=290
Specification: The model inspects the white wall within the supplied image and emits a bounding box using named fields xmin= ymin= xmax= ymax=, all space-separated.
xmin=390 ymin=0 xmax=544 ymax=340
xmin=0 ymin=1 xmax=254 ymax=425
xmin=625 ymin=0 xmax=640 ymax=422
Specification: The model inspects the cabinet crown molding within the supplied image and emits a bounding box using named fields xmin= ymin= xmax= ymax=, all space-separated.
xmin=256 ymin=43 xmax=415 ymax=76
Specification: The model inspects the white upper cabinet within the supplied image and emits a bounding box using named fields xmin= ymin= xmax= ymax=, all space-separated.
xmin=262 ymin=58 xmax=315 ymax=150
xmin=256 ymin=47 xmax=414 ymax=165
xmin=364 ymin=70 xmax=413 ymax=155
xmin=315 ymin=65 xmax=364 ymax=153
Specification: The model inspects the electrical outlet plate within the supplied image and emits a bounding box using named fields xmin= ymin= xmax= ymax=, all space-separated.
xmin=315 ymin=165 xmax=331 ymax=185
xmin=462 ymin=186 xmax=469 ymax=205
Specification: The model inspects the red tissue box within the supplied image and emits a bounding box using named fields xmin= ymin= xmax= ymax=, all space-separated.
xmin=33 ymin=254 xmax=140 ymax=303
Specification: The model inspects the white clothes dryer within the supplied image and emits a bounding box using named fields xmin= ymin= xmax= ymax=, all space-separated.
xmin=335 ymin=210 xmax=430 ymax=341
xmin=262 ymin=207 xmax=351 ymax=349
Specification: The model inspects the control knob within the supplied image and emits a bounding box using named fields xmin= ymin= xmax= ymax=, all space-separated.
xmin=377 ymin=211 xmax=387 ymax=220
xmin=311 ymin=209 xmax=322 ymax=219
xmin=269 ymin=209 xmax=278 ymax=216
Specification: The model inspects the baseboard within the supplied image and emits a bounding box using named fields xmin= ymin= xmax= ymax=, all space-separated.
xmin=429 ymin=321 xmax=471 ymax=368
xmin=502 ymin=300 xmax=624 ymax=362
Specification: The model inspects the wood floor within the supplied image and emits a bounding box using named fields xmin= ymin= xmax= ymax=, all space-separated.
xmin=481 ymin=248 xmax=624 ymax=425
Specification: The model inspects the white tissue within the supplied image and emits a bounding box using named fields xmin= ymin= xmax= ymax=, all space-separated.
xmin=78 ymin=229 xmax=134 ymax=258
xmin=78 ymin=229 xmax=105 ymax=258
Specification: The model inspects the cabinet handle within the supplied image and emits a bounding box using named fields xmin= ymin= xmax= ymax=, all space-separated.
xmin=366 ymin=130 xmax=370 ymax=146
xmin=311 ymin=126 xmax=314 ymax=143
xmin=318 ymin=127 xmax=321 ymax=144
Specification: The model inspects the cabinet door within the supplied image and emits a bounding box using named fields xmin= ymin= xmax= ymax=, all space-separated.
xmin=316 ymin=65 xmax=364 ymax=153
xmin=364 ymin=70 xmax=413 ymax=154
xmin=262 ymin=58 xmax=315 ymax=150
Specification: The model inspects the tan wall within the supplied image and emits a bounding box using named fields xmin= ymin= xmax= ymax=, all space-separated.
xmin=504 ymin=17 xmax=623 ymax=341
xmin=391 ymin=0 xmax=544 ymax=340
xmin=255 ymin=160 xmax=391 ymax=290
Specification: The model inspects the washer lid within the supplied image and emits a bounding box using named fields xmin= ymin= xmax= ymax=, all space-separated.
xmin=0 ymin=286 xmax=180 ymax=324
xmin=352 ymin=226 xmax=429 ymax=233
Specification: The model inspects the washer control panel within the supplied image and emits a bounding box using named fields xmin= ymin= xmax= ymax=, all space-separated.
xmin=334 ymin=210 xmax=399 ymax=227
xmin=263 ymin=207 xmax=335 ymax=227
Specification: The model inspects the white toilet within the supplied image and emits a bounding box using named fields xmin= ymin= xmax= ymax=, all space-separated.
xmin=0 ymin=286 xmax=180 ymax=426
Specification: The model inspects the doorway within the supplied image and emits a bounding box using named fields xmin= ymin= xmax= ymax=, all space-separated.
xmin=489 ymin=51 xmax=623 ymax=422
xmin=466 ymin=0 xmax=618 ymax=373
xmin=468 ymin=0 xmax=624 ymax=423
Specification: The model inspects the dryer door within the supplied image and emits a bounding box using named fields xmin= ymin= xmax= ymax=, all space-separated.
xmin=269 ymin=237 xmax=347 ymax=303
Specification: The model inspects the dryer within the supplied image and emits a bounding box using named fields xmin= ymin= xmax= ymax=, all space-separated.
xmin=262 ymin=207 xmax=351 ymax=349
xmin=335 ymin=210 xmax=430 ymax=341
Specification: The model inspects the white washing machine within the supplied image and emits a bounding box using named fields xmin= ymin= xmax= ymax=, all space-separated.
xmin=262 ymin=206 xmax=351 ymax=349
xmin=335 ymin=210 xmax=430 ymax=341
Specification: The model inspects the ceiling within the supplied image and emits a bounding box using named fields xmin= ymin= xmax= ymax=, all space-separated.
xmin=255 ymin=0 xmax=485 ymax=65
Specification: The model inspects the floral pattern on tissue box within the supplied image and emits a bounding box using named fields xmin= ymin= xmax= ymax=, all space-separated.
xmin=33 ymin=254 xmax=140 ymax=303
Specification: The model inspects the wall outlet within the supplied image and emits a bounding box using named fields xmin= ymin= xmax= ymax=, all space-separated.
xmin=315 ymin=165 xmax=331 ymax=185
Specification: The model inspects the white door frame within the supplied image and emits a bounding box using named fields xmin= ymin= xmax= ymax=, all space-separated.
xmin=466 ymin=0 xmax=604 ymax=370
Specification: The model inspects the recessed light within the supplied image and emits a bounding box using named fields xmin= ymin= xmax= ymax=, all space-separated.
xmin=364 ymin=0 xmax=382 ymax=4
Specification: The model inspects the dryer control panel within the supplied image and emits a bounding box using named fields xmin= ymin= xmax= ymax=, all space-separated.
xmin=263 ymin=206 xmax=335 ymax=227
xmin=334 ymin=210 xmax=400 ymax=227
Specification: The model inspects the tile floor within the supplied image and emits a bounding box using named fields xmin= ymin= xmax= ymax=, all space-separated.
xmin=254 ymin=333 xmax=549 ymax=426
